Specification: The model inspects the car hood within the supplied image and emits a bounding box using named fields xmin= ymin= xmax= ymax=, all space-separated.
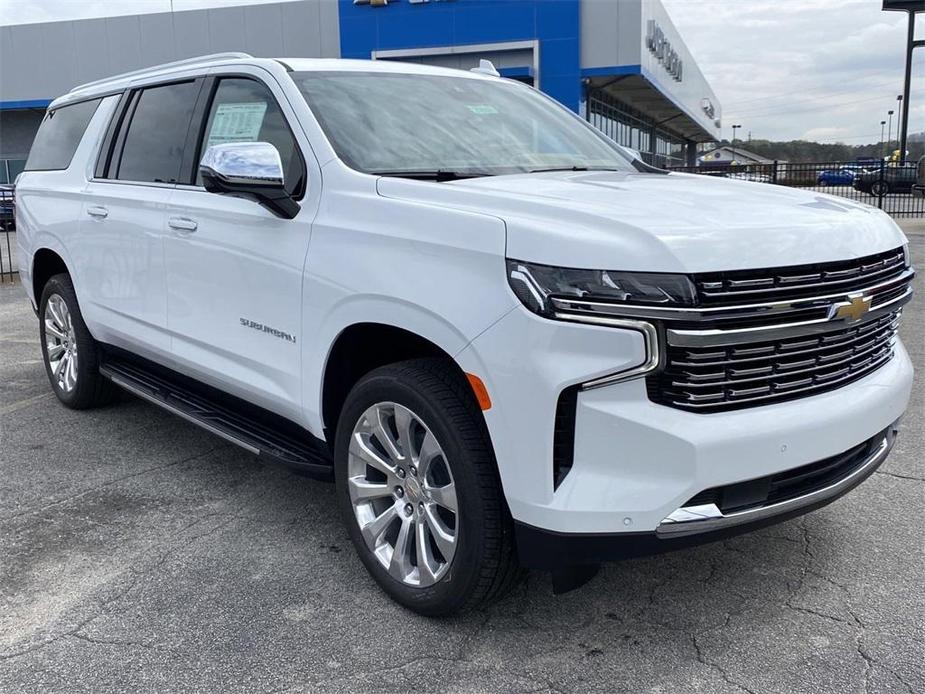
xmin=376 ymin=170 xmax=907 ymax=273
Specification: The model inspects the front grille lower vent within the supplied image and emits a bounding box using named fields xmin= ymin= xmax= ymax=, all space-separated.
xmin=647 ymin=309 xmax=902 ymax=413
xmin=680 ymin=429 xmax=886 ymax=514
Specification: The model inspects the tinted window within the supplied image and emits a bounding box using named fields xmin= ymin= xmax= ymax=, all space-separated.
xmin=25 ymin=99 xmax=101 ymax=171
xmin=198 ymin=78 xmax=304 ymax=197
xmin=116 ymin=81 xmax=199 ymax=183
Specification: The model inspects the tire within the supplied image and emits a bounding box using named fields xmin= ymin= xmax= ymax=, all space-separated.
xmin=870 ymin=181 xmax=890 ymax=197
xmin=39 ymin=273 xmax=115 ymax=409
xmin=334 ymin=358 xmax=521 ymax=616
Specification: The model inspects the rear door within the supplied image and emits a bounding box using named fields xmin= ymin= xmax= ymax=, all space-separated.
xmin=80 ymin=78 xmax=203 ymax=356
xmin=163 ymin=69 xmax=316 ymax=420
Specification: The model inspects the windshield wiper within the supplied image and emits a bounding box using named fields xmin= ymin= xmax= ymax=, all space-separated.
xmin=526 ymin=166 xmax=623 ymax=174
xmin=372 ymin=170 xmax=493 ymax=182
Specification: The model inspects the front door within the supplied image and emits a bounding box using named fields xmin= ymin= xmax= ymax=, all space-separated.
xmin=163 ymin=72 xmax=315 ymax=421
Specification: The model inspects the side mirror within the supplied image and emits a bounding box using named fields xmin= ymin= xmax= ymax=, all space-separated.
xmin=199 ymin=142 xmax=299 ymax=219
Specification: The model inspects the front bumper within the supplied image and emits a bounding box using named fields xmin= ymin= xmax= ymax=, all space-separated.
xmin=457 ymin=306 xmax=913 ymax=545
xmin=515 ymin=423 xmax=897 ymax=568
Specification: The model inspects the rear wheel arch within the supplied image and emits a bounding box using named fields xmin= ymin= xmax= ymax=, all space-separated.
xmin=32 ymin=248 xmax=70 ymax=304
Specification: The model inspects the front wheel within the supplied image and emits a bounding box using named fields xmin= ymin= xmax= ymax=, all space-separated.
xmin=334 ymin=359 xmax=521 ymax=616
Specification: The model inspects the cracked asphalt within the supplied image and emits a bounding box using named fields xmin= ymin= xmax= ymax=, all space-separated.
xmin=1 ymin=221 xmax=923 ymax=694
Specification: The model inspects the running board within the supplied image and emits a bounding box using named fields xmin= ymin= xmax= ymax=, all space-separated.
xmin=98 ymin=353 xmax=333 ymax=480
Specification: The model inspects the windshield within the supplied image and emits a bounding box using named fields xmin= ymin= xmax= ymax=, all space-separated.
xmin=291 ymin=71 xmax=635 ymax=177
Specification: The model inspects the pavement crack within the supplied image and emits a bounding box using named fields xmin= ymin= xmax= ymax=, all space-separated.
xmin=690 ymin=632 xmax=758 ymax=694
xmin=2 ymin=445 xmax=227 ymax=522
xmin=875 ymin=470 xmax=925 ymax=482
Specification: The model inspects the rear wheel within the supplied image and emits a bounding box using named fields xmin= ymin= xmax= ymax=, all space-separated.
xmin=334 ymin=359 xmax=521 ymax=616
xmin=39 ymin=273 xmax=114 ymax=409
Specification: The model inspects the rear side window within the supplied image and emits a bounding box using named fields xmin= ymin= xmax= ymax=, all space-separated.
xmin=25 ymin=99 xmax=101 ymax=171
xmin=115 ymin=81 xmax=200 ymax=184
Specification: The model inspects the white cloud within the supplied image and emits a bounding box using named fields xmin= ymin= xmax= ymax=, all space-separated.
xmin=662 ymin=0 xmax=922 ymax=143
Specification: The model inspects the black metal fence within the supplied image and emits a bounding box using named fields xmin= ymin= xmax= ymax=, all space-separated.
xmin=668 ymin=160 xmax=923 ymax=217
xmin=0 ymin=185 xmax=16 ymax=283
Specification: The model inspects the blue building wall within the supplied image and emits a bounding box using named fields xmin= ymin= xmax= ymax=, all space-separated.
xmin=337 ymin=0 xmax=582 ymax=112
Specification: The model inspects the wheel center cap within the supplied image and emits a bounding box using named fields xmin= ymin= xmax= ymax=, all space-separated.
xmin=405 ymin=477 xmax=423 ymax=503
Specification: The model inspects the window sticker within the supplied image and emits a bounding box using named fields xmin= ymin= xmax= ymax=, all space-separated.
xmin=466 ymin=104 xmax=499 ymax=115
xmin=206 ymin=102 xmax=268 ymax=147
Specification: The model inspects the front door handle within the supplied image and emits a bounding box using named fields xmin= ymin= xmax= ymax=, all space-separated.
xmin=86 ymin=205 xmax=109 ymax=219
xmin=168 ymin=217 xmax=198 ymax=232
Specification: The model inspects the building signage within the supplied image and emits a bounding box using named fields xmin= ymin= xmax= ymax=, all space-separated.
xmin=646 ymin=20 xmax=683 ymax=82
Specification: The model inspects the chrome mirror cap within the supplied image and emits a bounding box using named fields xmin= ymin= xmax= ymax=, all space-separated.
xmin=198 ymin=142 xmax=298 ymax=219
xmin=199 ymin=141 xmax=285 ymax=186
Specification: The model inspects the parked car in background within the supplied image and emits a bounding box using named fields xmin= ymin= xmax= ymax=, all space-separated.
xmin=817 ymin=168 xmax=855 ymax=186
xmin=853 ymin=164 xmax=917 ymax=196
xmin=14 ymin=54 xmax=915 ymax=616
xmin=0 ymin=184 xmax=14 ymax=232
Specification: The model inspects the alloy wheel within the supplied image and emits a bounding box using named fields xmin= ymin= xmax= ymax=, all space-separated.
xmin=347 ymin=402 xmax=459 ymax=587
xmin=44 ymin=293 xmax=78 ymax=393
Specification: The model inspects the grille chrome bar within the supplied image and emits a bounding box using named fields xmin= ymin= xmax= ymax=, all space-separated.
xmin=666 ymin=287 xmax=911 ymax=347
xmin=694 ymin=248 xmax=907 ymax=305
xmin=550 ymin=268 xmax=913 ymax=327
xmin=651 ymin=306 xmax=901 ymax=412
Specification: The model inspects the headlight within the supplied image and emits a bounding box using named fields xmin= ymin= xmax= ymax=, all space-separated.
xmin=507 ymin=259 xmax=696 ymax=318
xmin=903 ymin=243 xmax=912 ymax=269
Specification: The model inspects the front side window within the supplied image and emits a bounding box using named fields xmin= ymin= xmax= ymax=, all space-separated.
xmin=116 ymin=81 xmax=200 ymax=184
xmin=198 ymin=78 xmax=304 ymax=197
xmin=291 ymin=71 xmax=634 ymax=177
xmin=25 ymin=99 xmax=101 ymax=172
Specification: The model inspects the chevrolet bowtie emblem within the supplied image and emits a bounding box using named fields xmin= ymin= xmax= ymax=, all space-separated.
xmin=832 ymin=293 xmax=872 ymax=322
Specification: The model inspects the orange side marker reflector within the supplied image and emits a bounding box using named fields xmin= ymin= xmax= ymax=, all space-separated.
xmin=466 ymin=373 xmax=492 ymax=411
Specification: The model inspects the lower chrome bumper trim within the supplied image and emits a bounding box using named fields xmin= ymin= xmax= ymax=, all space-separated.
xmin=656 ymin=429 xmax=895 ymax=538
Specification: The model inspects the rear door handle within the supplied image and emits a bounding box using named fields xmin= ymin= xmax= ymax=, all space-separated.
xmin=86 ymin=205 xmax=108 ymax=219
xmin=168 ymin=217 xmax=198 ymax=232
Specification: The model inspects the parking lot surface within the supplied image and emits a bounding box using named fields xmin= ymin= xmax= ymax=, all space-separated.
xmin=1 ymin=223 xmax=923 ymax=694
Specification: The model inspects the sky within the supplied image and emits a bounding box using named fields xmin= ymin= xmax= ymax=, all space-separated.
xmin=0 ymin=0 xmax=921 ymax=145
xmin=661 ymin=0 xmax=923 ymax=145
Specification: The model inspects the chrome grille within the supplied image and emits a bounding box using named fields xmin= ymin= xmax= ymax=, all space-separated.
xmin=648 ymin=309 xmax=902 ymax=412
xmin=695 ymin=248 xmax=907 ymax=305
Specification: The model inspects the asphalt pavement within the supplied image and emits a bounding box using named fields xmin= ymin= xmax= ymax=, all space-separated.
xmin=1 ymin=221 xmax=923 ymax=694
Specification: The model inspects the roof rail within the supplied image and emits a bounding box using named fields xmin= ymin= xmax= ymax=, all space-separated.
xmin=69 ymin=52 xmax=254 ymax=93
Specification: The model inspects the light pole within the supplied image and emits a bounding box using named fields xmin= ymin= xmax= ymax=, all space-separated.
xmin=887 ymin=110 xmax=894 ymax=156
xmin=895 ymin=95 xmax=904 ymax=158
xmin=731 ymin=124 xmax=742 ymax=164
xmin=883 ymin=1 xmax=923 ymax=164
xmin=881 ymin=120 xmax=887 ymax=157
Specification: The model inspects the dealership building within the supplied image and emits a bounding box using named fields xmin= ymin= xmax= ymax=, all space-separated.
xmin=0 ymin=0 xmax=721 ymax=182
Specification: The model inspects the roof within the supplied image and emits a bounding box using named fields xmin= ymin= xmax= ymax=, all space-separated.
xmin=55 ymin=53 xmax=498 ymax=108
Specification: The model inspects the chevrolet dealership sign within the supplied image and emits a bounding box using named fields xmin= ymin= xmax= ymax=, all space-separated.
xmin=646 ymin=20 xmax=683 ymax=82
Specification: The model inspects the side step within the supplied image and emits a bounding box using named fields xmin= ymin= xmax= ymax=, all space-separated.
xmin=99 ymin=352 xmax=333 ymax=480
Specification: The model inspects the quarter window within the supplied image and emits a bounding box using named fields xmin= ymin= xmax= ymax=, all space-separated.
xmin=116 ymin=81 xmax=200 ymax=184
xmin=25 ymin=99 xmax=101 ymax=172
xmin=198 ymin=78 xmax=304 ymax=197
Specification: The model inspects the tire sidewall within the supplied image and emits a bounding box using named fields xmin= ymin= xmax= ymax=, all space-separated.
xmin=334 ymin=367 xmax=493 ymax=616
xmin=39 ymin=274 xmax=97 ymax=407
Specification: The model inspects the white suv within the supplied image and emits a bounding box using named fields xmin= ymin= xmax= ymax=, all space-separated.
xmin=15 ymin=54 xmax=914 ymax=616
